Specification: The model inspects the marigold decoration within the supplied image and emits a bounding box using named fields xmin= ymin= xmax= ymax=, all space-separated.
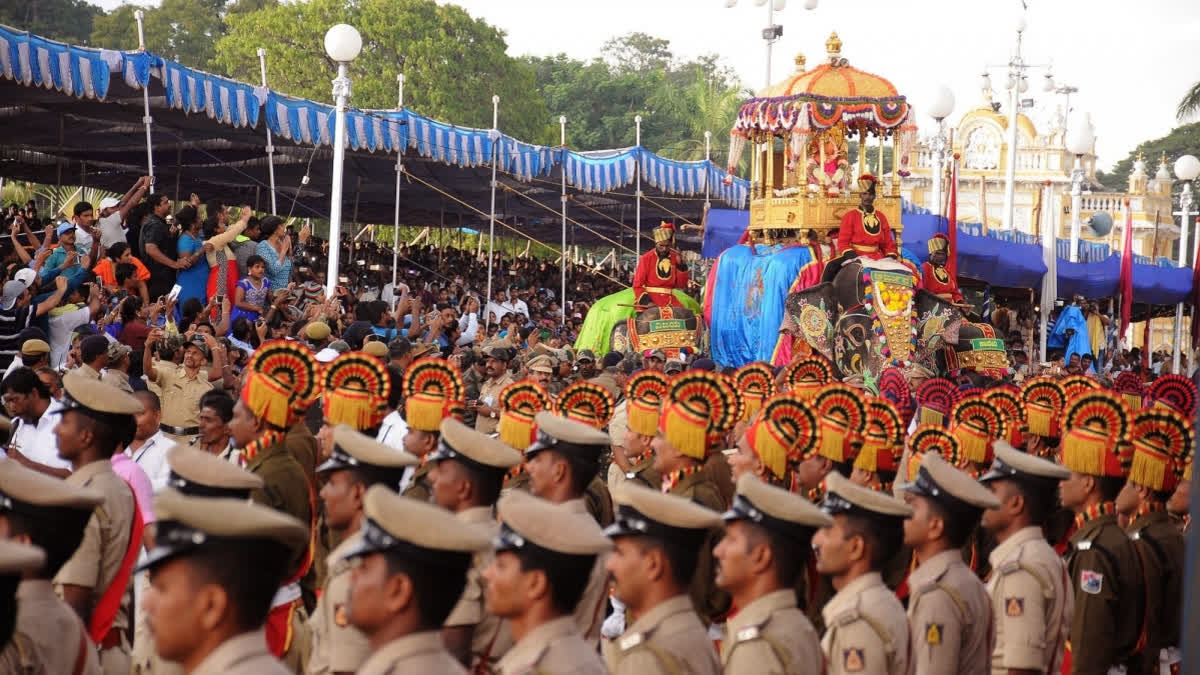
xmin=1062 ymin=391 xmax=1132 ymax=478
xmin=861 ymin=269 xmax=918 ymax=368
xmin=556 ymin=381 xmax=615 ymax=430
xmin=1114 ymin=371 xmax=1146 ymax=411
xmin=1148 ymin=374 xmax=1198 ymax=418
xmin=854 ymin=398 xmax=903 ymax=476
xmin=745 ymin=394 xmax=819 ymax=481
xmin=985 ymin=385 xmax=1025 ymax=447
xmin=877 ymin=367 xmax=913 ymax=427
xmin=659 ymin=372 xmax=736 ymax=460
xmin=626 ymin=371 xmax=670 ymax=437
xmin=242 ymin=340 xmax=318 ymax=428
xmin=1022 ymin=377 xmax=1066 ymax=438
xmin=812 ymin=384 xmax=866 ymax=463
xmin=915 ymin=378 xmax=956 ymax=427
xmin=497 ymin=381 xmax=551 ymax=451
xmin=323 ymin=353 xmax=391 ymax=430
xmin=906 ymin=424 xmax=961 ymax=482
xmin=1128 ymin=407 xmax=1193 ymax=493
xmin=950 ymin=395 xmax=1006 ymax=465
xmin=735 ymin=362 xmax=776 ymax=420
xmin=1060 ymin=375 xmax=1098 ymax=401
xmin=785 ymin=355 xmax=834 ymax=399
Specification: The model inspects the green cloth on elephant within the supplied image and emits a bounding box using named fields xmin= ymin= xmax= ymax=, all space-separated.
xmin=573 ymin=288 xmax=701 ymax=356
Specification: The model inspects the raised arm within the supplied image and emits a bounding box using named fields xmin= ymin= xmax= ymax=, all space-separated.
xmin=34 ymin=276 xmax=69 ymax=317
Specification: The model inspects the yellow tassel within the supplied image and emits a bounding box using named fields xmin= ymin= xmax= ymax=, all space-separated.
xmin=1122 ymin=394 xmax=1143 ymax=411
xmin=793 ymin=383 xmax=821 ymax=400
xmin=244 ymin=372 xmax=292 ymax=428
xmin=405 ymin=395 xmax=447 ymax=432
xmin=906 ymin=451 xmax=924 ymax=482
xmin=743 ymin=396 xmax=764 ymax=421
xmin=325 ymin=389 xmax=376 ymax=431
xmin=750 ymin=424 xmax=786 ymax=480
xmin=953 ymin=424 xmax=990 ymax=463
xmin=854 ymin=441 xmax=882 ymax=473
xmin=662 ymin=404 xmax=707 ymax=460
xmin=1026 ymin=404 xmax=1052 ymax=437
xmin=818 ymin=418 xmax=848 ymax=463
xmin=1129 ymin=451 xmax=1168 ymax=492
xmin=499 ymin=414 xmax=534 ymax=451
xmin=920 ymin=408 xmax=944 ymax=427
xmin=1062 ymin=428 xmax=1106 ymax=476
xmin=628 ymin=401 xmax=659 ymax=437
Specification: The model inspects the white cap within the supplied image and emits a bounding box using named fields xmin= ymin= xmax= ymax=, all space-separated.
xmin=98 ymin=197 xmax=120 ymax=210
xmin=315 ymin=347 xmax=339 ymax=363
xmin=13 ymin=268 xmax=36 ymax=288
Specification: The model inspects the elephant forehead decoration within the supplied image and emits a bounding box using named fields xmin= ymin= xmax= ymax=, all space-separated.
xmin=1021 ymin=377 xmax=1067 ymax=439
xmin=1060 ymin=375 xmax=1098 ymax=401
xmin=785 ymin=355 xmax=835 ymax=400
xmin=1129 ymin=407 xmax=1192 ymax=493
xmin=1147 ymin=373 xmax=1198 ymax=418
xmin=915 ymin=377 xmax=957 ymax=428
xmin=855 ymin=398 xmax=904 ymax=477
xmin=812 ymin=384 xmax=867 ymax=464
xmin=861 ymin=269 xmax=918 ymax=368
xmin=984 ymin=385 xmax=1025 ymax=447
xmin=745 ymin=394 xmax=822 ymax=480
xmin=950 ymin=395 xmax=1006 ymax=466
xmin=735 ymin=362 xmax=776 ymax=420
xmin=556 ymin=382 xmax=615 ymax=429
xmin=1113 ymin=371 xmax=1146 ymax=411
xmin=905 ymin=424 xmax=962 ymax=483
xmin=1062 ymin=390 xmax=1132 ymax=479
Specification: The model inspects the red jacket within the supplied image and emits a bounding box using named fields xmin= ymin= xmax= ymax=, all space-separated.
xmin=633 ymin=248 xmax=689 ymax=307
xmin=837 ymin=208 xmax=897 ymax=260
xmin=922 ymin=261 xmax=962 ymax=302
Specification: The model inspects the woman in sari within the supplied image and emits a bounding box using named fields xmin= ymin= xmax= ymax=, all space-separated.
xmin=204 ymin=204 xmax=249 ymax=304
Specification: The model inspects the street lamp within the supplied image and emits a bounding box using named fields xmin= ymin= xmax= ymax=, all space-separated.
xmin=1172 ymin=154 xmax=1200 ymax=372
xmin=926 ymin=85 xmax=955 ymax=217
xmin=1065 ymin=114 xmax=1094 ymax=263
xmin=323 ymin=23 xmax=362 ymax=299
xmin=725 ymin=0 xmax=818 ymax=89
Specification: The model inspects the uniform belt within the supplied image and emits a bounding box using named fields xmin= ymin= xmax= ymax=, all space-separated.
xmin=271 ymin=582 xmax=301 ymax=610
xmin=852 ymin=244 xmax=879 ymax=252
xmin=160 ymin=424 xmax=200 ymax=436
xmin=98 ymin=626 xmax=129 ymax=650
xmin=643 ymin=286 xmax=675 ymax=293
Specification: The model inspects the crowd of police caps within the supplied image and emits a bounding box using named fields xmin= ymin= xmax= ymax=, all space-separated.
xmin=0 ymin=336 xmax=1192 ymax=675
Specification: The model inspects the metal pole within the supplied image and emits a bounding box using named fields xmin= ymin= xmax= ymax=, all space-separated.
xmin=391 ymin=74 xmax=403 ymax=309
xmin=257 ymin=49 xmax=278 ymax=215
xmin=326 ymin=61 xmax=352 ymax=299
xmin=635 ymin=114 xmax=643 ymax=259
xmin=1069 ymin=155 xmax=1083 ymax=262
xmin=1039 ymin=180 xmax=1052 ymax=364
xmin=704 ymin=130 xmax=712 ymax=211
xmin=135 ymin=10 xmax=155 ymax=193
xmin=1174 ymin=181 xmax=1193 ymax=373
xmin=485 ymin=95 xmax=499 ymax=321
xmin=764 ymin=0 xmax=774 ymax=90
xmin=930 ymin=119 xmax=945 ymax=216
xmin=560 ymin=115 xmax=567 ymax=327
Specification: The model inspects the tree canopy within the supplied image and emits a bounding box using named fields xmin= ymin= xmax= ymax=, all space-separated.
xmin=2 ymin=0 xmax=103 ymax=45
xmin=1096 ymin=122 xmax=1200 ymax=204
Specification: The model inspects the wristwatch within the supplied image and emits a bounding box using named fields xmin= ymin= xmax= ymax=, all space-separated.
xmin=490 ymin=411 xmax=497 ymax=419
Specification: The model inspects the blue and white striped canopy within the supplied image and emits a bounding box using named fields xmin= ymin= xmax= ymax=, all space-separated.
xmin=0 ymin=25 xmax=112 ymax=99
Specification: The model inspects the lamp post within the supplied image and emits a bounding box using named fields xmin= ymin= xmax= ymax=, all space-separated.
xmin=1172 ymin=154 xmax=1200 ymax=373
xmin=926 ymin=85 xmax=955 ymax=217
xmin=323 ymin=24 xmax=362 ymax=299
xmin=1065 ymin=115 xmax=1094 ymax=263
xmin=724 ymin=0 xmax=818 ymax=89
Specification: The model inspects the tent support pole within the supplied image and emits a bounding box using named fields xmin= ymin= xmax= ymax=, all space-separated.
xmin=635 ymin=114 xmax=643 ymax=259
xmin=135 ymin=10 xmax=155 ymax=193
xmin=257 ymin=48 xmax=278 ymax=215
xmin=174 ymin=146 xmax=182 ymax=206
xmin=485 ymin=95 xmax=499 ymax=323
xmin=391 ymin=74 xmax=404 ymax=308
xmin=560 ymin=115 xmax=567 ymax=326
xmin=56 ymin=114 xmax=64 ymax=192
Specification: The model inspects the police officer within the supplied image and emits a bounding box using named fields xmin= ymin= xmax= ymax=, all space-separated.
xmin=308 ymin=425 xmax=418 ymax=675
xmin=486 ymin=490 xmax=611 ymax=675
xmin=977 ymin=440 xmax=1072 ymax=675
xmin=716 ymin=474 xmax=829 ymax=674
xmin=814 ymin=472 xmax=912 ymax=675
xmin=603 ymin=482 xmax=721 ymax=675
xmin=618 ymin=371 xmax=668 ymax=489
xmin=53 ymin=370 xmax=144 ymax=675
xmin=430 ymin=418 xmax=522 ymax=671
xmin=899 ymin=453 xmax=998 ymax=674
xmin=399 ymin=358 xmax=466 ymax=501
xmin=343 ymin=485 xmax=491 ymax=674
xmin=0 ymin=460 xmax=103 ymax=674
xmin=0 ymin=539 xmax=46 ymax=672
xmin=139 ymin=490 xmax=309 ymax=675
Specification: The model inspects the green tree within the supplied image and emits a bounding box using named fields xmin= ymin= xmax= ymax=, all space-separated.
xmin=1178 ymin=82 xmax=1200 ymax=121
xmin=213 ymin=0 xmax=549 ymax=142
xmin=1095 ymin=122 xmax=1200 ymax=199
xmin=1 ymin=0 xmax=103 ymax=45
xmin=92 ymin=0 xmax=266 ymax=71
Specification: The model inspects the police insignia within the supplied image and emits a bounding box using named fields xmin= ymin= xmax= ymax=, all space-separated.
xmin=1005 ymin=597 xmax=1024 ymax=617
xmin=843 ymin=648 xmax=865 ymax=672
xmin=1080 ymin=569 xmax=1103 ymax=595
xmin=925 ymin=623 xmax=943 ymax=645
xmin=334 ymin=603 xmax=349 ymax=627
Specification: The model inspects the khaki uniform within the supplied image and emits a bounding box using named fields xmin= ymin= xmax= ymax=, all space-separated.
xmin=475 ymin=373 xmax=515 ymax=435
xmin=563 ymin=498 xmax=612 ymax=644
xmin=906 ymin=549 xmax=993 ymax=675
xmin=400 ymin=462 xmax=433 ymax=502
xmin=444 ymin=507 xmax=512 ymax=673
xmin=608 ymin=398 xmax=629 ymax=453
xmin=356 ymin=631 xmax=468 ymax=675
xmin=584 ymin=474 xmax=615 ymax=528
xmin=16 ymin=579 xmax=102 ymax=674
xmin=101 ymin=369 xmax=134 ymax=395
xmin=154 ymin=362 xmax=213 ymax=442
xmin=604 ymin=595 xmax=719 ymax=675
xmin=496 ymin=616 xmax=606 ymax=675
xmin=666 ymin=467 xmax=729 ymax=622
xmin=306 ymin=534 xmax=370 ymax=675
xmin=286 ymin=421 xmax=318 ymax=480
xmin=623 ymin=454 xmax=661 ymax=491
xmin=77 ymin=363 xmax=102 ymax=380
xmin=1066 ymin=512 xmax=1141 ymax=674
xmin=985 ymin=525 xmax=1071 ymax=675
xmin=1127 ymin=509 xmax=1184 ymax=675
xmin=55 ymin=459 xmax=136 ymax=675
xmin=191 ymin=630 xmax=291 ymax=675
xmin=721 ymin=589 xmax=821 ymax=674
xmin=821 ymin=572 xmax=910 ymax=675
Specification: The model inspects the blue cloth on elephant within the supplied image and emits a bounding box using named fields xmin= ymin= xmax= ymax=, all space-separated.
xmin=1047 ymin=305 xmax=1091 ymax=361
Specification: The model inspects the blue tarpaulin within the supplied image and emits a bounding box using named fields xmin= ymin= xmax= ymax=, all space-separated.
xmin=702 ymin=209 xmax=749 ymax=259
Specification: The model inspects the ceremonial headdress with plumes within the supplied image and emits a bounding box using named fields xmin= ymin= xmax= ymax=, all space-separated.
xmin=915 ymin=378 xmax=956 ymax=427
xmin=950 ymin=395 xmax=1006 ymax=464
xmin=854 ymin=398 xmax=904 ymax=475
xmin=744 ymin=394 xmax=820 ymax=481
xmin=857 ymin=173 xmax=879 ymax=195
xmin=985 ymin=385 xmax=1025 ymax=447
xmin=659 ymin=372 xmax=736 ymax=460
xmin=812 ymin=384 xmax=866 ymax=464
xmin=497 ymin=381 xmax=551 ymax=451
xmin=652 ymin=221 xmax=676 ymax=244
xmin=1060 ymin=375 xmax=1098 ymax=401
xmin=1022 ymin=377 xmax=1067 ymax=438
xmin=735 ymin=362 xmax=775 ymax=420
xmin=626 ymin=371 xmax=670 ymax=437
xmin=785 ymin=355 xmax=834 ymax=400
xmin=1148 ymin=374 xmax=1198 ymax=418
xmin=400 ymin=358 xmax=464 ymax=433
xmin=556 ymin=381 xmax=615 ymax=430
xmin=323 ymin=352 xmax=392 ymax=431
xmin=1062 ymin=390 xmax=1132 ymax=478
xmin=905 ymin=424 xmax=961 ymax=482
xmin=878 ymin=367 xmax=914 ymax=428
xmin=1114 ymin=371 xmax=1146 ymax=411
xmin=241 ymin=340 xmax=319 ymax=428
xmin=927 ymin=233 xmax=949 ymax=254
xmin=1128 ymin=407 xmax=1193 ymax=493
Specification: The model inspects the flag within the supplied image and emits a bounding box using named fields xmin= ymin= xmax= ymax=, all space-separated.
xmin=947 ymin=156 xmax=959 ymax=280
xmin=1119 ymin=199 xmax=1134 ymax=337
xmin=1193 ymin=229 xmax=1200 ymax=349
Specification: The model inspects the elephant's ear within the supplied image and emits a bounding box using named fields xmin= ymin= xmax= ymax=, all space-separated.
xmin=784 ymin=283 xmax=837 ymax=363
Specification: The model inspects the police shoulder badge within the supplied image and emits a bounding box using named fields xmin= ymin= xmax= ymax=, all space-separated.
xmin=1005 ymin=597 xmax=1024 ymax=617
xmin=1080 ymin=569 xmax=1103 ymax=595
xmin=925 ymin=623 xmax=943 ymax=645
xmin=334 ymin=603 xmax=349 ymax=627
xmin=843 ymin=647 xmax=865 ymax=672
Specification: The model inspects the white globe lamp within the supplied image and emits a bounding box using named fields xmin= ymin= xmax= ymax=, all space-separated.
xmin=926 ymin=85 xmax=955 ymax=121
xmin=324 ymin=24 xmax=362 ymax=63
xmin=1065 ymin=118 xmax=1093 ymax=156
xmin=1174 ymin=154 xmax=1200 ymax=182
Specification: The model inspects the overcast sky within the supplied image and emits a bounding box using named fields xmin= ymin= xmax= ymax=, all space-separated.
xmin=91 ymin=0 xmax=1200 ymax=169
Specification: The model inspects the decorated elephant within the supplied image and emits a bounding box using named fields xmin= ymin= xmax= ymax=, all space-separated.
xmin=781 ymin=258 xmax=1008 ymax=392
xmin=609 ymin=304 xmax=702 ymax=359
